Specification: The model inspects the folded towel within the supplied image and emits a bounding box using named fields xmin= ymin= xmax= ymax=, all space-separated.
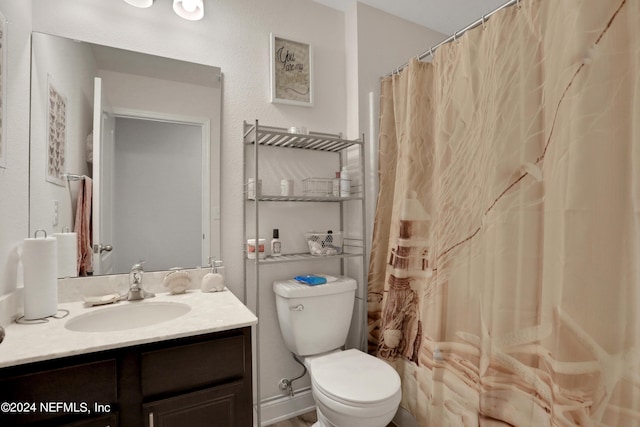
xmin=83 ymin=293 xmax=120 ymax=306
xmin=295 ymin=275 xmax=327 ymax=286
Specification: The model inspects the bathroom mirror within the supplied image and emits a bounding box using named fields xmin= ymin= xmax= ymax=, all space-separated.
xmin=29 ymin=32 xmax=222 ymax=276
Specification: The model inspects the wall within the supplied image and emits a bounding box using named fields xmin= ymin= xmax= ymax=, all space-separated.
xmin=0 ymin=1 xmax=31 ymax=305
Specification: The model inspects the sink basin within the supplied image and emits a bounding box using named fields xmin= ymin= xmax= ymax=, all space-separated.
xmin=65 ymin=301 xmax=191 ymax=332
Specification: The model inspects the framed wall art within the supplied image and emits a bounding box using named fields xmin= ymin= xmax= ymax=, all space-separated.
xmin=46 ymin=75 xmax=67 ymax=186
xmin=0 ymin=10 xmax=7 ymax=168
xmin=270 ymin=33 xmax=313 ymax=107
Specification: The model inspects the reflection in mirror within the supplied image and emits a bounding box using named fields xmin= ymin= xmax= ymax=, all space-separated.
xmin=29 ymin=32 xmax=222 ymax=277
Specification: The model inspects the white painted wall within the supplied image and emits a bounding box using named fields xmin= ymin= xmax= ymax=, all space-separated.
xmin=113 ymin=117 xmax=202 ymax=274
xmin=0 ymin=1 xmax=32 ymax=302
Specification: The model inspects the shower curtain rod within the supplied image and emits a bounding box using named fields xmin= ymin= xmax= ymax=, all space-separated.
xmin=387 ymin=0 xmax=519 ymax=76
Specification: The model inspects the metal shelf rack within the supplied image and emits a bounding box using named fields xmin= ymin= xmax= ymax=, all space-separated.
xmin=242 ymin=120 xmax=366 ymax=427
xmin=243 ymin=123 xmax=361 ymax=152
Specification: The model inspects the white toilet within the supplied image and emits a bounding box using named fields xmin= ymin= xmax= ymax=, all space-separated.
xmin=273 ymin=276 xmax=401 ymax=427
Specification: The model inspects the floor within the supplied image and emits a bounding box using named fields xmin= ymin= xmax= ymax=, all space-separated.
xmin=265 ymin=410 xmax=396 ymax=427
xmin=266 ymin=410 xmax=317 ymax=427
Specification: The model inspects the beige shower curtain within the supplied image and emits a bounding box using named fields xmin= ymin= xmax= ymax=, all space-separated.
xmin=368 ymin=0 xmax=640 ymax=425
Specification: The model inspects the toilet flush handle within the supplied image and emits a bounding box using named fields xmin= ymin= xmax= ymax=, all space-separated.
xmin=289 ymin=304 xmax=304 ymax=311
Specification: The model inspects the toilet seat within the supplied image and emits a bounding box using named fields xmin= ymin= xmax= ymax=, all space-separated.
xmin=308 ymin=349 xmax=401 ymax=406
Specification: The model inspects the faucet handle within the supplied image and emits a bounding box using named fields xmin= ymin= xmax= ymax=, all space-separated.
xmin=130 ymin=260 xmax=145 ymax=286
xmin=131 ymin=260 xmax=145 ymax=272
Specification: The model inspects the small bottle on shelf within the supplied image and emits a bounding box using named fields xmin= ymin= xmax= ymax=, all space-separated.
xmin=271 ymin=229 xmax=282 ymax=257
xmin=340 ymin=166 xmax=350 ymax=197
xmin=332 ymin=171 xmax=341 ymax=197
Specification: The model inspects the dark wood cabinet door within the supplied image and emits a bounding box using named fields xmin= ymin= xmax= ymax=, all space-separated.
xmin=143 ymin=381 xmax=249 ymax=427
xmin=59 ymin=413 xmax=119 ymax=426
xmin=0 ymin=359 xmax=117 ymax=426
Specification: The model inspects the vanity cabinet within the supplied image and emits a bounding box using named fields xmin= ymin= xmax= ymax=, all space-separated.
xmin=0 ymin=327 xmax=252 ymax=427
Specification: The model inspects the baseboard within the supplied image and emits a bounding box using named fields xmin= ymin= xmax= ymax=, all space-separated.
xmin=392 ymin=406 xmax=420 ymax=427
xmin=259 ymin=387 xmax=316 ymax=426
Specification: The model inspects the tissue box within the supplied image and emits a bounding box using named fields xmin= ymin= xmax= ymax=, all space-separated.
xmin=305 ymin=232 xmax=343 ymax=256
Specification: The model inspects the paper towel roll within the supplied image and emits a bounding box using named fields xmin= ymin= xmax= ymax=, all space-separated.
xmin=22 ymin=235 xmax=58 ymax=320
xmin=52 ymin=232 xmax=78 ymax=278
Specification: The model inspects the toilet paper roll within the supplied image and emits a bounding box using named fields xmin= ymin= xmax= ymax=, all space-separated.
xmin=22 ymin=236 xmax=58 ymax=320
xmin=52 ymin=232 xmax=78 ymax=278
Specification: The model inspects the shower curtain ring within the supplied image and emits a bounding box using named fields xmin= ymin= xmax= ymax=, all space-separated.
xmin=429 ymin=48 xmax=434 ymax=58
xmin=516 ymin=0 xmax=522 ymax=9
xmin=481 ymin=14 xmax=486 ymax=28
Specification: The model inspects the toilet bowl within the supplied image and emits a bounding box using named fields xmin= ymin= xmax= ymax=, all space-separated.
xmin=273 ymin=277 xmax=402 ymax=427
xmin=306 ymin=349 xmax=401 ymax=427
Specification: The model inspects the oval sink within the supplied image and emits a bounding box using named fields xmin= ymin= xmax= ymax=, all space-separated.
xmin=65 ymin=301 xmax=191 ymax=333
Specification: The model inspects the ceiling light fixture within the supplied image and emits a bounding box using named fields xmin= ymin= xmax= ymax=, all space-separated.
xmin=124 ymin=0 xmax=155 ymax=8
xmin=173 ymin=0 xmax=204 ymax=21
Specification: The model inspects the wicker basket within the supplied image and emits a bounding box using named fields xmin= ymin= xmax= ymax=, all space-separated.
xmin=305 ymin=232 xmax=343 ymax=255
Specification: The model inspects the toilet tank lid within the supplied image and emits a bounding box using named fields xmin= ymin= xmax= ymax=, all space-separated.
xmin=273 ymin=276 xmax=357 ymax=298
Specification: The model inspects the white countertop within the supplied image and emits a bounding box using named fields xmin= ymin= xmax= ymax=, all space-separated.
xmin=0 ymin=289 xmax=257 ymax=369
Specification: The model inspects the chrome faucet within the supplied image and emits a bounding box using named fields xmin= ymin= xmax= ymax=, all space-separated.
xmin=126 ymin=261 xmax=155 ymax=301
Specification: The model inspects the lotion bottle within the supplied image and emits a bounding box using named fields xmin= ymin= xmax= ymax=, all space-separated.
xmin=340 ymin=166 xmax=350 ymax=197
xmin=271 ymin=229 xmax=282 ymax=257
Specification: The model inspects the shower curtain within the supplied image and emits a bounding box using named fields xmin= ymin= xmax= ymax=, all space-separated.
xmin=367 ymin=1 xmax=640 ymax=426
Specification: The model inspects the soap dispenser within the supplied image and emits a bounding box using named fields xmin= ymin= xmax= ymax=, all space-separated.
xmin=201 ymin=258 xmax=225 ymax=292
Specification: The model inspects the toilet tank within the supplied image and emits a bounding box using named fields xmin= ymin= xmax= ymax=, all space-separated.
xmin=273 ymin=276 xmax=357 ymax=356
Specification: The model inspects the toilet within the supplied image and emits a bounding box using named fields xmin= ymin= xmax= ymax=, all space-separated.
xmin=273 ymin=276 xmax=401 ymax=427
